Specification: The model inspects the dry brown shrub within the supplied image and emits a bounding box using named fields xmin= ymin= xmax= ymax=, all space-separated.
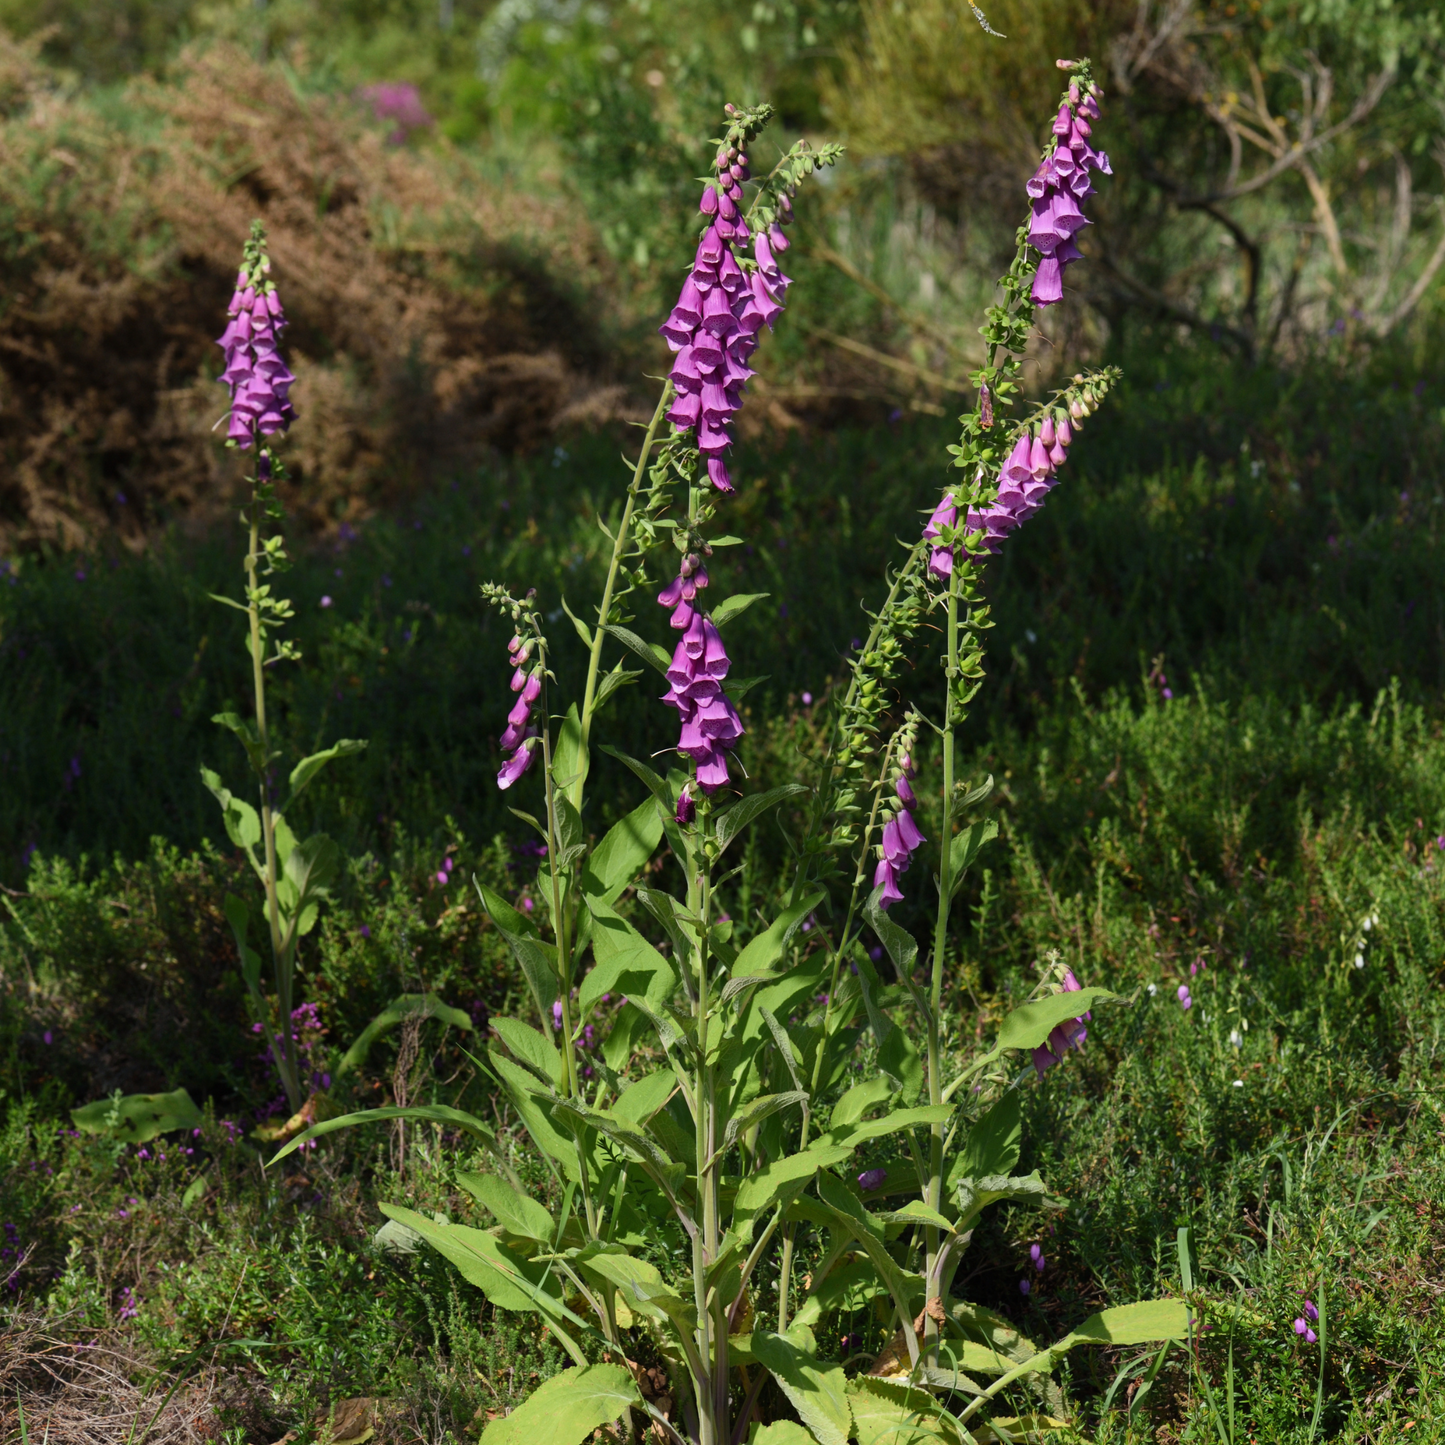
xmin=0 ymin=35 xmax=634 ymax=553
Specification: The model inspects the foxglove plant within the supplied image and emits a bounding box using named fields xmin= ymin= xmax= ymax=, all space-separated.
xmin=278 ymin=68 xmax=1186 ymax=1445
xmin=202 ymin=222 xmax=365 ymax=1120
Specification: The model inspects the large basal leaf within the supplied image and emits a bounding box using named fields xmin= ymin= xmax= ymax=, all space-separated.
xmin=610 ymin=1070 xmax=677 ymax=1125
xmin=478 ymin=1364 xmax=640 ymax=1445
xmin=813 ymin=1173 xmax=921 ymax=1328
xmin=457 ymin=1171 xmax=555 ymax=1243
xmin=954 ymin=1173 xmax=1050 ymax=1229
xmin=751 ymin=1327 xmax=852 ymax=1445
xmin=336 ymin=994 xmax=473 ymax=1077
xmin=71 ymin=1088 xmax=203 ymax=1144
xmin=793 ymin=1258 xmax=891 ymax=1329
xmin=829 ymin=1077 xmax=895 ymax=1131
xmin=576 ymin=1248 xmax=695 ymax=1334
xmin=994 ymin=989 xmax=1122 ymax=1054
xmin=847 ymin=1377 xmax=966 ymax=1445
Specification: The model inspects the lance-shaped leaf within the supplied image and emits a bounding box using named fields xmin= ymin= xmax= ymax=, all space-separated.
xmin=336 ymin=994 xmax=473 ymax=1077
xmin=593 ymin=663 xmax=642 ymax=714
xmin=286 ymin=738 xmax=367 ymax=807
xmin=490 ymin=1054 xmax=583 ymax=1183
xmin=222 ymin=892 xmax=264 ymax=992
xmin=552 ymin=703 xmax=590 ymax=793
xmin=476 ymin=877 xmax=541 ymax=940
xmin=709 ymin=591 xmax=770 ymax=628
xmin=577 ymin=1248 xmax=696 ymax=1334
xmin=1050 ymin=1299 xmax=1192 ymax=1351
xmin=749 ymin=1326 xmax=851 ymax=1445
xmin=603 ymin=623 xmax=671 ymax=675
xmin=715 ymin=783 xmax=809 ymax=855
xmin=944 ymin=818 xmax=998 ymax=900
xmin=723 ymin=1091 xmax=809 ymax=1153
xmin=199 ymin=766 xmax=262 ymax=854
xmin=72 ymin=1088 xmax=203 ymax=1144
xmin=582 ymin=798 xmax=662 ymax=904
xmin=582 ymin=898 xmax=677 ymax=1014
xmin=731 ymin=1143 xmax=855 ymax=1244
xmin=813 ymin=1172 xmax=920 ymax=1330
xmin=953 ymin=1173 xmax=1050 ymax=1231
xmin=551 ymin=1098 xmax=690 ymax=1212
xmin=457 ymin=1171 xmax=555 ymax=1243
xmin=211 ymin=711 xmax=266 ymax=771
xmin=880 ymin=1199 xmax=955 ymax=1232
xmin=277 ymin=833 xmax=340 ymax=943
xmin=479 ymin=890 xmax=562 ymax=1025
xmin=492 ymin=1016 xmax=563 ymax=1088
xmin=829 ymin=1077 xmax=895 ymax=1131
xmin=993 ymin=988 xmax=1121 ymax=1054
xmin=268 ymin=1104 xmax=512 ymax=1178
xmin=826 ymin=1103 xmax=952 ymax=1149
xmin=946 ymin=1092 xmax=1021 ymax=1194
xmin=733 ymin=890 xmax=826 ymax=979
xmin=847 ymin=1377 xmax=968 ymax=1445
xmin=611 ymin=1070 xmax=677 ymax=1126
xmin=478 ymin=1364 xmax=640 ymax=1445
xmin=379 ymin=1205 xmax=586 ymax=1353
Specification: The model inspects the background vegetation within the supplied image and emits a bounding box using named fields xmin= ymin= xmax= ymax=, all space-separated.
xmin=2 ymin=1 xmax=1444 ymax=1441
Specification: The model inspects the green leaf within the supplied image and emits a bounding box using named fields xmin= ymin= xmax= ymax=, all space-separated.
xmin=559 ymin=594 xmax=594 ymax=648
xmin=576 ymin=1249 xmax=695 ymax=1334
xmin=476 ymin=878 xmax=541 ymax=940
xmin=551 ymin=1098 xmax=687 ymax=1203
xmin=582 ymin=898 xmax=677 ymax=1013
xmin=793 ymin=1258 xmax=890 ymax=1330
xmin=947 ymin=1091 xmax=1021 ymax=1193
xmin=710 ymin=592 xmax=770 ymax=627
xmin=604 ymin=623 xmax=672 ymax=675
xmin=278 ymin=833 xmax=340 ymax=939
xmin=336 ymin=994 xmax=473 ymax=1077
xmin=582 ymin=798 xmax=663 ymax=902
xmin=490 ymin=1054 xmax=583 ymax=1182
xmin=749 ymin=1424 xmax=817 ymax=1445
xmin=733 ymin=890 xmax=827 ymax=979
xmin=287 ymin=738 xmax=367 ymax=805
xmin=593 ymin=664 xmax=642 ymax=714
xmin=994 ymin=988 xmax=1121 ymax=1053
xmin=552 ymin=704 xmax=589 ymax=793
xmin=829 ymin=1077 xmax=895 ymax=1131
xmin=212 ymin=710 xmax=265 ymax=770
xmin=268 ymin=1104 xmax=502 ymax=1166
xmin=883 ymin=1199 xmax=956 ymax=1231
xmin=456 ymin=1171 xmax=555 ymax=1243
xmin=199 ymin=766 xmax=261 ymax=851
xmin=945 ymin=818 xmax=998 ymax=898
xmin=180 ymin=1173 xmax=209 ymax=1211
xmin=599 ymin=744 xmax=675 ymax=815
xmin=731 ymin=1144 xmax=855 ymax=1243
xmin=954 ymin=1172 xmax=1050 ymax=1230
xmin=611 ymin=1070 xmax=677 ymax=1126
xmin=813 ymin=1172 xmax=923 ymax=1326
xmin=864 ymin=890 xmax=918 ymax=981
xmin=492 ymin=1017 xmax=564 ymax=1088
xmin=878 ymin=1026 xmax=924 ymax=1106
xmin=750 ymin=1327 xmax=852 ymax=1445
xmin=223 ymin=892 xmax=263 ymax=992
xmin=1052 ymin=1299 xmax=1192 ymax=1351
xmin=847 ymin=1378 xmax=966 ymax=1445
xmin=479 ymin=890 xmax=562 ymax=1025
xmin=716 ymin=784 xmax=810 ymax=855
xmin=71 ymin=1088 xmax=203 ymax=1144
xmin=828 ymin=1104 xmax=952 ymax=1148
xmin=724 ymin=1091 xmax=809 ymax=1152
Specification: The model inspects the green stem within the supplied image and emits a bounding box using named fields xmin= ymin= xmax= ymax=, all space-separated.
xmin=574 ymin=385 xmax=673 ymax=804
xmin=923 ymin=563 xmax=961 ymax=1363
xmin=246 ymin=463 xmax=299 ymax=1114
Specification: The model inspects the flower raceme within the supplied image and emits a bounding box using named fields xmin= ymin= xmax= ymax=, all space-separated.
xmin=216 ymin=231 xmax=297 ymax=448
xmin=659 ymin=146 xmax=794 ymax=493
xmin=1028 ymin=77 xmax=1111 ymax=306
xmin=498 ymin=633 xmax=541 ymax=789
xmin=662 ymin=611 xmax=745 ymax=793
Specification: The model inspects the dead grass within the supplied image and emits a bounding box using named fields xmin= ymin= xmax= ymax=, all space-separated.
xmin=0 ymin=32 xmax=636 ymax=553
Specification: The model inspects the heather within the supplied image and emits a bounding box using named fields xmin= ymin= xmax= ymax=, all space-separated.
xmin=1 ymin=4 xmax=1445 ymax=1442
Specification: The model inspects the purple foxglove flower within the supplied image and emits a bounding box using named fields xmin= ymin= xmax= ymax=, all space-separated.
xmin=896 ymin=775 xmax=917 ymax=809
xmin=497 ymin=737 xmax=536 ymax=789
xmin=667 ymin=392 xmax=702 ymax=429
xmin=700 ymin=185 xmax=719 ymax=216
xmin=873 ymin=856 xmax=904 ymax=909
xmin=676 ymin=787 xmax=696 ymax=825
xmin=1028 ymin=82 xmax=1110 ymax=306
xmin=707 ymin=456 xmax=733 ymax=492
xmin=1302 ymin=1298 xmax=1318 ymax=1322
xmin=1032 ymin=970 xmax=1092 ymax=1077
xmin=924 ymin=493 xmax=958 ymax=579
xmin=858 ymin=1168 xmax=887 ymax=1191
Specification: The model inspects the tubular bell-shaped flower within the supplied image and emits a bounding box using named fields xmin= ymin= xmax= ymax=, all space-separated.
xmin=874 ymin=718 xmax=925 ymax=909
xmin=216 ymin=223 xmax=297 ymax=448
xmin=1028 ymin=79 xmax=1111 ymax=307
xmin=1031 ymin=968 xmax=1092 ymax=1077
xmin=498 ymin=631 xmax=542 ymax=789
xmin=662 ymin=612 xmax=745 ymax=793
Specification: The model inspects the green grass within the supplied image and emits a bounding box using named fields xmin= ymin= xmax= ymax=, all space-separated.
xmin=4 ymin=343 xmax=1445 ymax=1439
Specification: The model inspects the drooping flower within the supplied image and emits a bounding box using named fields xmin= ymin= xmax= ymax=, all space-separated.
xmin=657 ymin=554 xmax=710 ymax=630
xmin=1030 ymin=1243 xmax=1046 ymax=1272
xmin=1028 ymin=80 xmax=1110 ymax=306
xmin=498 ymin=633 xmax=541 ymax=789
xmin=874 ymin=747 xmax=925 ymax=910
xmin=659 ymin=140 xmax=797 ymax=492
xmin=858 ymin=1167 xmax=887 ymax=1191
xmin=662 ymin=613 xmax=745 ymax=792
xmin=1032 ymin=969 xmax=1092 ymax=1078
xmin=216 ymin=228 xmax=297 ymax=449
xmin=676 ymin=786 xmax=696 ymax=825
xmin=1177 ymin=983 xmax=1193 ymax=1010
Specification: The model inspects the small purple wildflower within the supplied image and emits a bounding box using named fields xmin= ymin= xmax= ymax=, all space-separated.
xmin=1019 ymin=1278 xmax=1031 ymax=1296
xmin=1030 ymin=1243 xmax=1046 ymax=1272
xmin=858 ymin=1168 xmax=887 ymax=1191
